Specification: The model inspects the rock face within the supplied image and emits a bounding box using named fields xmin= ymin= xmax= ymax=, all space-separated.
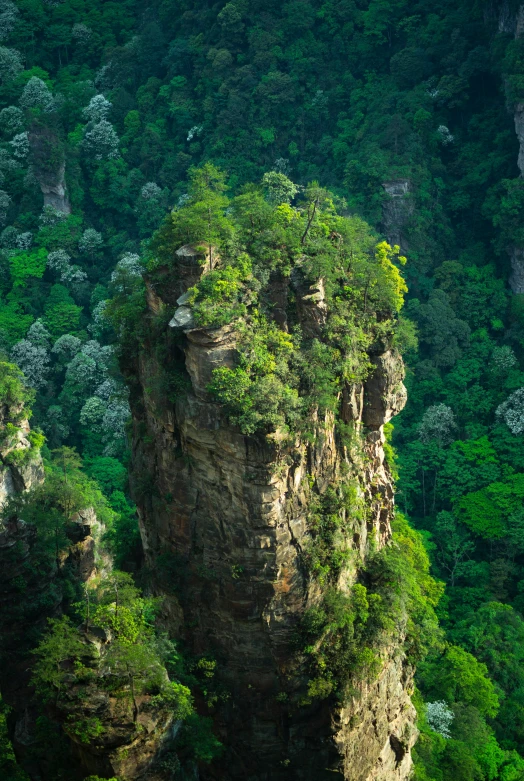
xmin=0 ymin=402 xmax=44 ymax=509
xmin=126 ymin=259 xmax=416 ymax=780
xmin=505 ymin=4 xmax=524 ymax=292
xmin=28 ymin=125 xmax=71 ymax=214
xmin=381 ymin=180 xmax=413 ymax=251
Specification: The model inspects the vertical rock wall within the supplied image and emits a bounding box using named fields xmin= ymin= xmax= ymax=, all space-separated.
xmin=126 ymin=254 xmax=416 ymax=781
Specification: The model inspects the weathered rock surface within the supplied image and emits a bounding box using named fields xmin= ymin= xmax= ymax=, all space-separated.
xmin=126 ymin=261 xmax=415 ymax=780
xmin=28 ymin=126 xmax=71 ymax=214
xmin=505 ymin=4 xmax=524 ymax=292
xmin=0 ymin=401 xmax=44 ymax=509
xmin=381 ymin=180 xmax=413 ymax=251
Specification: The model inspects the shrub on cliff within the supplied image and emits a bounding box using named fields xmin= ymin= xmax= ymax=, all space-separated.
xmin=144 ymin=166 xmax=409 ymax=436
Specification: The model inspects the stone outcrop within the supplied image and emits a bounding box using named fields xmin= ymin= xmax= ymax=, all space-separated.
xmin=0 ymin=402 xmax=44 ymax=509
xmin=28 ymin=125 xmax=71 ymax=214
xmin=503 ymin=4 xmax=524 ymax=292
xmin=125 ymin=255 xmax=415 ymax=780
xmin=44 ymin=629 xmax=176 ymax=781
xmin=381 ymin=180 xmax=413 ymax=251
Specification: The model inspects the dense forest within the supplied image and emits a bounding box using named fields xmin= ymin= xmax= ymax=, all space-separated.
xmin=2 ymin=0 xmax=524 ymax=779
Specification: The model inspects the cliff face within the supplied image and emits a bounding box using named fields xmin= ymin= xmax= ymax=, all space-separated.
xmin=504 ymin=4 xmax=524 ymax=293
xmin=0 ymin=398 xmax=176 ymax=781
xmin=127 ymin=248 xmax=415 ymax=781
xmin=28 ymin=125 xmax=71 ymax=215
xmin=0 ymin=402 xmax=44 ymax=509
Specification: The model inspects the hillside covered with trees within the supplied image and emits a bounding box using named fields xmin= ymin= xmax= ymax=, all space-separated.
xmin=2 ymin=1 xmax=524 ymax=780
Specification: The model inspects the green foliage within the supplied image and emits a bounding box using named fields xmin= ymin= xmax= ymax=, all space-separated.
xmin=9 ymin=249 xmax=48 ymax=288
xmin=0 ymin=696 xmax=28 ymax=781
xmin=0 ymin=360 xmax=34 ymax=418
xmin=2 ymin=0 xmax=524 ymax=774
xmin=189 ymin=261 xmax=249 ymax=327
xmin=299 ymin=513 xmax=443 ymax=701
xmin=207 ymin=315 xmax=301 ymax=435
xmin=32 ymin=572 xmax=195 ymax=738
xmin=31 ymin=616 xmax=89 ymax=703
xmin=418 ymin=646 xmax=499 ymax=719
xmin=150 ymin=169 xmax=409 ymax=436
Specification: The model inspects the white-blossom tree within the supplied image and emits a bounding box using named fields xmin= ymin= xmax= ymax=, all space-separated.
xmin=11 ymin=339 xmax=50 ymax=389
xmin=140 ymin=181 xmax=162 ymax=200
xmin=39 ymin=205 xmax=67 ymax=227
xmin=0 ymin=46 xmax=23 ymax=85
xmin=0 ymin=189 xmax=10 ymax=225
xmin=437 ymin=125 xmax=454 ymax=145
xmin=78 ymin=227 xmax=103 ymax=258
xmin=94 ymin=378 xmax=118 ymax=400
xmin=44 ymin=404 xmax=70 ymax=444
xmin=111 ymin=253 xmax=143 ymax=292
xmin=426 ymin=701 xmax=454 ymax=738
xmin=15 ymin=231 xmax=32 ymax=250
xmin=19 ymin=77 xmax=54 ymax=111
xmin=52 ymin=334 xmax=82 ymax=362
xmin=0 ymin=0 xmax=18 ymax=43
xmin=82 ymin=94 xmax=112 ymax=123
xmin=0 ymin=105 xmax=24 ymax=135
xmin=491 ymin=345 xmax=517 ymax=374
xmin=0 ymin=148 xmax=17 ymax=175
xmin=10 ymin=131 xmax=29 ymax=159
xmin=418 ymin=404 xmax=456 ymax=446
xmin=102 ymin=400 xmax=130 ymax=456
xmin=71 ymin=23 xmax=92 ymax=44
xmin=62 ymin=340 xmax=113 ymax=397
xmin=88 ymin=299 xmax=109 ymax=339
xmin=47 ymin=249 xmax=71 ymax=275
xmin=79 ymin=395 xmax=130 ymax=456
xmin=0 ymin=225 xmax=17 ymax=248
xmin=60 ymin=265 xmax=87 ymax=285
xmin=46 ymin=248 xmax=87 ymax=286
xmin=81 ymin=119 xmax=119 ymax=161
xmin=27 ymin=318 xmax=51 ymax=348
xmin=496 ymin=388 xmax=524 ymax=435
xmin=187 ymin=125 xmax=203 ymax=141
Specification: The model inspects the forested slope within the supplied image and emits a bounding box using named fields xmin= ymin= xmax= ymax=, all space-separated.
xmin=1 ymin=0 xmax=524 ymax=779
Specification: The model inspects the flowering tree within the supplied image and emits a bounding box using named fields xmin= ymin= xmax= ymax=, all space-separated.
xmin=0 ymin=0 xmax=18 ymax=42
xmin=111 ymin=254 xmax=143 ymax=292
xmin=426 ymin=701 xmax=454 ymax=738
xmin=47 ymin=249 xmax=86 ymax=286
xmin=10 ymin=131 xmax=28 ymax=159
xmin=0 ymin=105 xmax=24 ymax=134
xmin=491 ymin=345 xmax=517 ymax=374
xmin=52 ymin=334 xmax=82 ymax=363
xmin=81 ymin=120 xmax=119 ymax=161
xmin=39 ymin=205 xmax=67 ymax=227
xmin=0 ymin=189 xmax=10 ymax=224
xmin=262 ymin=171 xmax=299 ymax=204
xmin=16 ymin=231 xmax=32 ymax=250
xmin=78 ymin=228 xmax=103 ymax=258
xmin=0 ymin=225 xmax=17 ymax=248
xmin=496 ymin=389 xmax=524 ymax=435
xmin=140 ymin=182 xmax=162 ymax=200
xmin=19 ymin=77 xmax=53 ymax=111
xmin=47 ymin=249 xmax=71 ymax=275
xmin=88 ymin=300 xmax=110 ymax=339
xmin=418 ymin=404 xmax=456 ymax=446
xmin=71 ymin=23 xmax=92 ymax=44
xmin=0 ymin=46 xmax=23 ymax=85
xmin=11 ymin=339 xmax=50 ymax=389
xmin=82 ymin=94 xmax=112 ymax=123
xmin=27 ymin=318 xmax=51 ymax=348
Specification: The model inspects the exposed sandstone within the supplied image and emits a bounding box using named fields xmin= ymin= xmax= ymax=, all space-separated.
xmin=126 ymin=260 xmax=414 ymax=781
